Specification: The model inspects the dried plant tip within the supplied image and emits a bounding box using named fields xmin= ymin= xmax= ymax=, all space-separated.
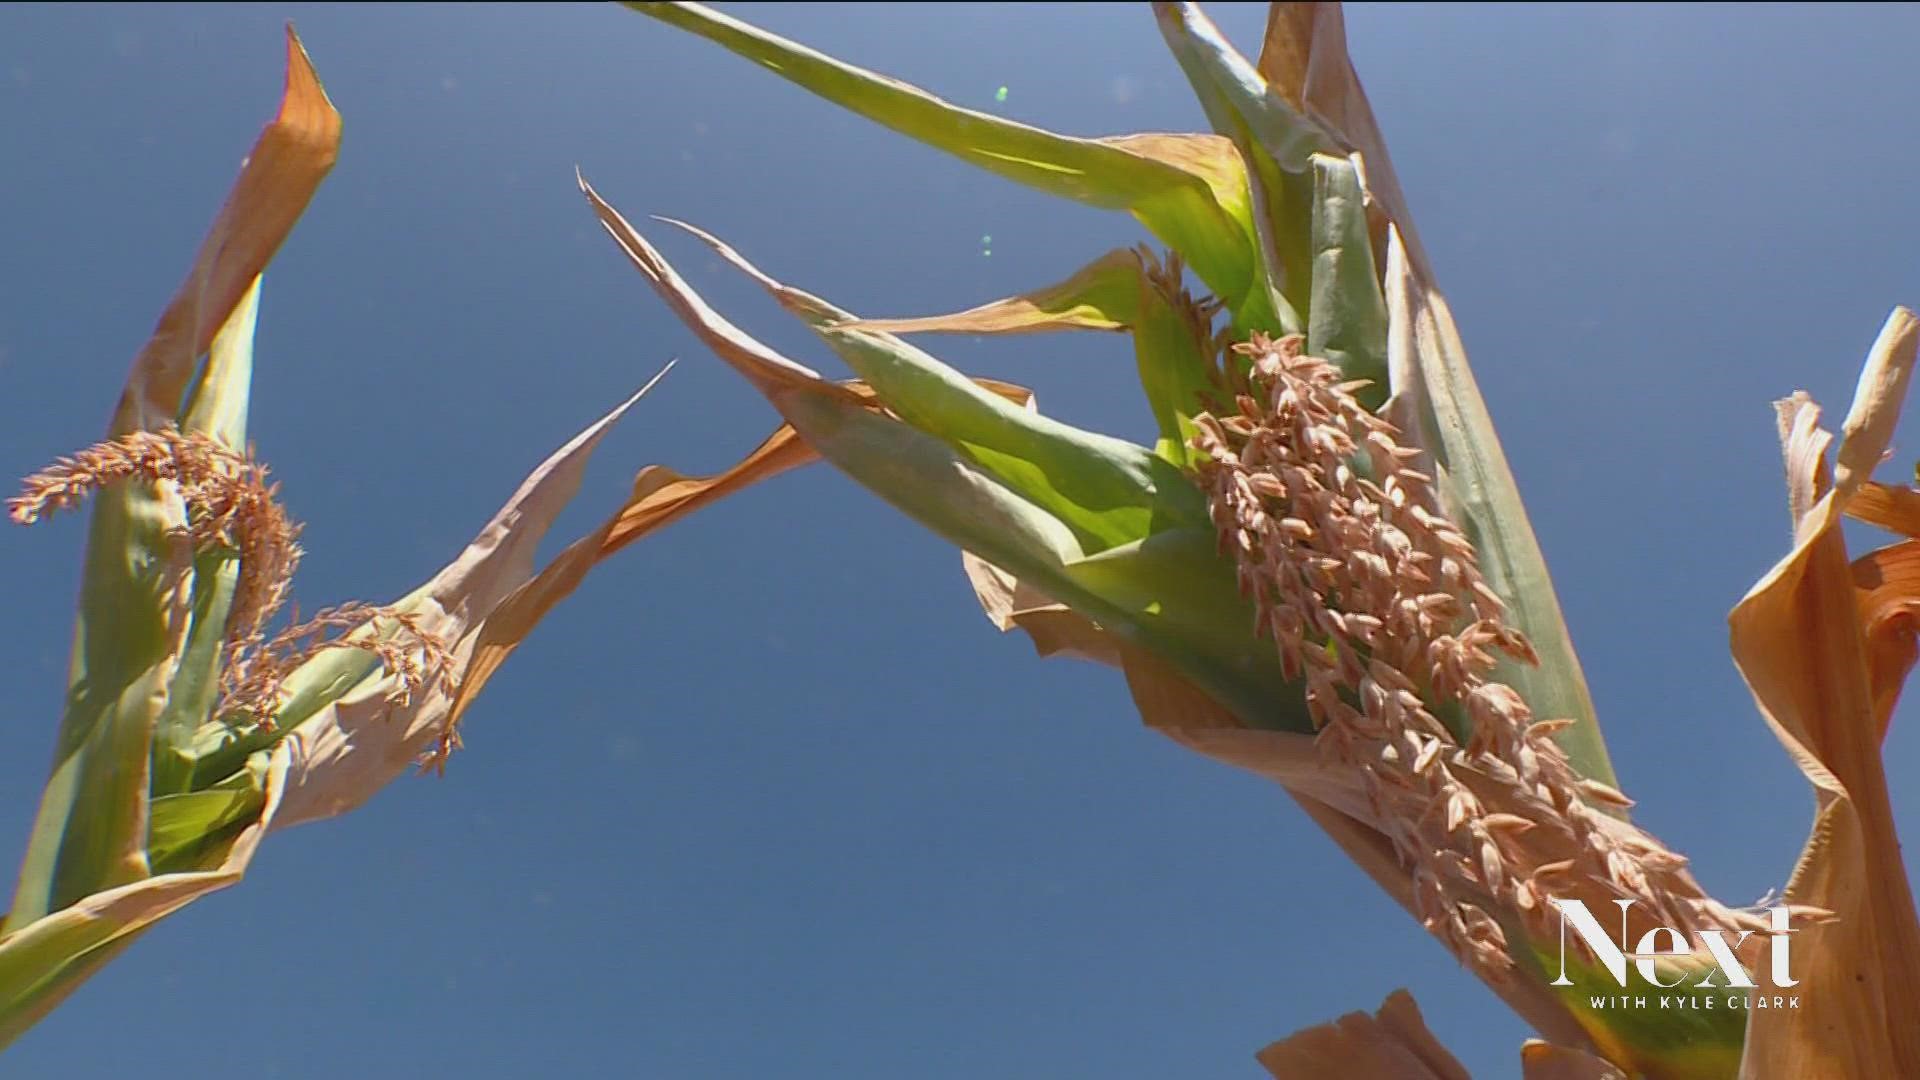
xmin=1577 ymin=778 xmax=1637 ymax=810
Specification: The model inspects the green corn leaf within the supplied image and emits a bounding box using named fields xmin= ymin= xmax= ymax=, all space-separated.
xmin=816 ymin=324 xmax=1204 ymax=551
xmin=0 ymin=749 xmax=285 ymax=1052
xmin=176 ymin=276 xmax=260 ymax=447
xmin=0 ymin=934 xmax=144 ymax=1052
xmin=1380 ymin=219 xmax=1617 ymax=789
xmin=846 ymin=247 xmax=1231 ymax=470
xmin=16 ymin=279 xmax=275 ymax=919
xmin=589 ymin=188 xmax=1313 ymax=733
xmin=146 ymin=757 xmax=269 ymax=875
xmin=646 ymin=219 xmax=1208 ymax=551
xmin=8 ymin=403 xmax=187 ymax=927
xmin=1153 ymin=2 xmax=1336 ymax=173
xmin=1156 ymin=3 xmax=1395 ymax=394
xmin=1153 ymin=2 xmax=1331 ymax=321
xmin=775 ymin=384 xmax=1309 ymax=733
xmin=24 ymin=644 xmax=173 ymax=920
xmin=151 ymin=276 xmax=262 ymax=797
xmin=803 ymin=328 xmax=1296 ymax=717
xmin=1306 ymin=154 xmax=1389 ymax=407
xmin=624 ymin=1 xmax=1283 ymax=331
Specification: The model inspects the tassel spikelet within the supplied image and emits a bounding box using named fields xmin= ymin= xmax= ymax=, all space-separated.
xmin=9 ymin=426 xmax=301 ymax=643
xmin=11 ymin=428 xmax=453 ymax=756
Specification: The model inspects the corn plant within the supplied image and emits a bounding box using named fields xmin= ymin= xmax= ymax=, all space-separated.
xmin=584 ymin=3 xmax=1920 ymax=1076
xmin=0 ymin=28 xmax=734 ymax=1049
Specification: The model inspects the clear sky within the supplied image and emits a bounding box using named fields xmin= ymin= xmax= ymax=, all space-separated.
xmin=2 ymin=3 xmax=1917 ymax=1077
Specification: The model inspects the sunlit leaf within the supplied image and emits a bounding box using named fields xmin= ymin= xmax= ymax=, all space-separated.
xmin=624 ymin=1 xmax=1279 ymax=329
xmin=838 ymin=246 xmax=1227 ymax=467
xmin=1306 ymin=154 xmax=1388 ymax=403
xmin=269 ymin=379 xmax=663 ymax=826
xmin=0 ymin=750 xmax=285 ymax=1050
xmin=850 ymin=249 xmax=1139 ymax=336
xmin=7 ymin=27 xmax=342 ymax=931
xmin=1727 ymin=308 xmax=1920 ymax=1079
xmin=585 ymin=181 xmax=1315 ymax=733
xmin=151 ymin=277 xmax=262 ymax=798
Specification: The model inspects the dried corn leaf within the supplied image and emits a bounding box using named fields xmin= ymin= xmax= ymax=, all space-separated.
xmin=1728 ymin=308 xmax=1920 ymax=1079
xmin=448 ymin=394 xmax=812 ymax=731
xmin=1852 ymin=540 xmax=1920 ymax=740
xmin=961 ymin=555 xmax=1120 ymax=667
xmin=1255 ymin=989 xmax=1471 ymax=1080
xmin=113 ymin=28 xmax=340 ymax=436
xmin=849 ymin=250 xmax=1140 ymax=336
xmin=272 ymin=377 xmax=661 ymax=826
xmin=1845 ymin=479 xmax=1920 ymax=536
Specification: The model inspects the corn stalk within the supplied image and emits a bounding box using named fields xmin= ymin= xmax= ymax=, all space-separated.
xmin=588 ymin=3 xmax=1920 ymax=1076
xmin=0 ymin=27 xmax=760 ymax=1050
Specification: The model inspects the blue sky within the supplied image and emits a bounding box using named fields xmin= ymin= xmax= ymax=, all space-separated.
xmin=2 ymin=4 xmax=1917 ymax=1076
